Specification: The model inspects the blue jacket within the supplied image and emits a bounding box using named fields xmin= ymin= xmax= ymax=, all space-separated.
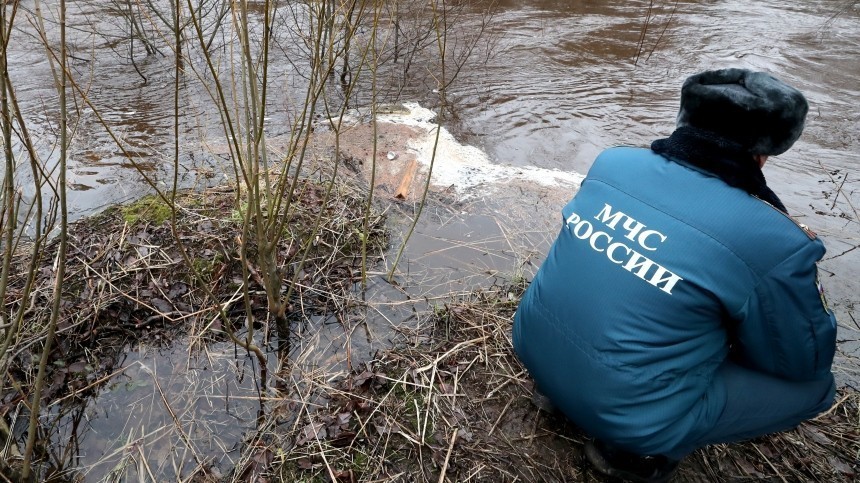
xmin=513 ymin=146 xmax=837 ymax=455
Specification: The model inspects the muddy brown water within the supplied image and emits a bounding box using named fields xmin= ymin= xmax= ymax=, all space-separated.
xmin=450 ymin=0 xmax=860 ymax=379
xmin=5 ymin=0 xmax=859 ymax=479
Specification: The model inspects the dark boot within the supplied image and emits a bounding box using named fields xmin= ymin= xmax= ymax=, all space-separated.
xmin=584 ymin=439 xmax=680 ymax=483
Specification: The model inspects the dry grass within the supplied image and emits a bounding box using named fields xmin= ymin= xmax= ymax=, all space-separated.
xmin=255 ymin=285 xmax=859 ymax=483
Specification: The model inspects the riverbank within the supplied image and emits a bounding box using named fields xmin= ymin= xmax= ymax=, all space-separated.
xmin=3 ymin=167 xmax=858 ymax=481
xmin=251 ymin=285 xmax=858 ymax=482
xmin=0 ymin=175 xmax=389 ymax=480
xmin=2 ymin=99 xmax=858 ymax=482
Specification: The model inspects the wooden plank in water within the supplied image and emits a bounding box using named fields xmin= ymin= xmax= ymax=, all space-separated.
xmin=394 ymin=159 xmax=420 ymax=200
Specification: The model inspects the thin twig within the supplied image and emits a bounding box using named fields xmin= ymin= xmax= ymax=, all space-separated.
xmin=829 ymin=173 xmax=849 ymax=210
xmin=754 ymin=445 xmax=790 ymax=483
xmin=438 ymin=427 xmax=458 ymax=483
xmin=416 ymin=336 xmax=489 ymax=373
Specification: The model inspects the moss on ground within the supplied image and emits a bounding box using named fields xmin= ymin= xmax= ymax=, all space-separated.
xmin=121 ymin=194 xmax=173 ymax=225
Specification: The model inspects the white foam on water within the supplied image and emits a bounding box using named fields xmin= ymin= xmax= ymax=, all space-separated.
xmin=377 ymin=102 xmax=585 ymax=197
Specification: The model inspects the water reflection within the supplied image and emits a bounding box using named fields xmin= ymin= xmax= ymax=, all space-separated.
xmin=40 ymin=341 xmax=264 ymax=480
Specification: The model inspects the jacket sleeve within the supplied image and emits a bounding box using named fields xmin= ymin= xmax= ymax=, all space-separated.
xmin=732 ymin=242 xmax=837 ymax=381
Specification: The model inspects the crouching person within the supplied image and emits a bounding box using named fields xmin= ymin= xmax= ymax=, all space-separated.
xmin=513 ymin=68 xmax=837 ymax=483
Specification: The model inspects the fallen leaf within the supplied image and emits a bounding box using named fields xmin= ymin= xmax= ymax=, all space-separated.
xmin=457 ymin=428 xmax=473 ymax=442
xmin=828 ymin=456 xmax=855 ymax=476
xmin=296 ymin=421 xmax=326 ymax=446
xmin=802 ymin=426 xmax=833 ymax=445
xmin=252 ymin=448 xmax=273 ymax=464
xmin=151 ymin=298 xmax=173 ymax=313
xmin=333 ymin=469 xmax=355 ymax=483
xmin=733 ymin=455 xmax=763 ymax=477
xmin=329 ymin=431 xmax=357 ymax=447
xmin=757 ymin=444 xmax=775 ymax=459
xmin=168 ymin=282 xmax=189 ymax=299
xmin=175 ymin=302 xmax=193 ymax=313
xmin=353 ymin=370 xmax=375 ymax=387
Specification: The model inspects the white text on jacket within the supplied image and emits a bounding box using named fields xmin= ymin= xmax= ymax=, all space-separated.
xmin=564 ymin=204 xmax=684 ymax=295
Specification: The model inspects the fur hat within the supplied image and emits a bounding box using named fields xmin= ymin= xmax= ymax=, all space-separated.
xmin=676 ymin=68 xmax=808 ymax=155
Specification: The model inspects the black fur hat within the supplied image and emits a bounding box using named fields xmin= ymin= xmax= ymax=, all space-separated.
xmin=677 ymin=68 xmax=808 ymax=155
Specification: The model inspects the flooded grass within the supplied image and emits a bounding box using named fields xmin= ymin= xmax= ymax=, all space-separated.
xmin=0 ymin=172 xmax=387 ymax=481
